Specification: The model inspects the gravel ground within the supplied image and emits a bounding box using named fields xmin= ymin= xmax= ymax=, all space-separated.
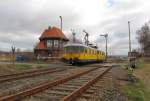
xmin=77 ymin=65 xmax=128 ymax=101
xmin=94 ymin=65 xmax=128 ymax=101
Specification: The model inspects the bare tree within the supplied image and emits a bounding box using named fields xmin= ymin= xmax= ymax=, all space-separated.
xmin=137 ymin=22 xmax=150 ymax=57
xmin=11 ymin=46 xmax=16 ymax=67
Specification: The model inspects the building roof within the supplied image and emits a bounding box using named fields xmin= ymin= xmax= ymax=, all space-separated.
xmin=35 ymin=41 xmax=45 ymax=50
xmin=40 ymin=26 xmax=68 ymax=40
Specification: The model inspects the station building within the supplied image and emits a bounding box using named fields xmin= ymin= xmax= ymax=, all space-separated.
xmin=34 ymin=26 xmax=69 ymax=59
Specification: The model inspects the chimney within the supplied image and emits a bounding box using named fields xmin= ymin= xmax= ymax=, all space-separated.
xmin=48 ymin=26 xmax=51 ymax=29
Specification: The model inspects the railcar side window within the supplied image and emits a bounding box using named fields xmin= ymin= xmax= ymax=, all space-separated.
xmin=80 ymin=47 xmax=84 ymax=53
xmin=85 ymin=49 xmax=87 ymax=53
xmin=89 ymin=49 xmax=91 ymax=54
xmin=64 ymin=46 xmax=84 ymax=53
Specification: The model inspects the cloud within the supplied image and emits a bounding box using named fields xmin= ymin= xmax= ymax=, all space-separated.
xmin=0 ymin=0 xmax=149 ymax=55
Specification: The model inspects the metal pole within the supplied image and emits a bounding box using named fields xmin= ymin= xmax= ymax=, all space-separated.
xmin=106 ymin=34 xmax=108 ymax=60
xmin=59 ymin=16 xmax=63 ymax=57
xmin=128 ymin=21 xmax=131 ymax=53
xmin=59 ymin=16 xmax=62 ymax=31
xmin=100 ymin=34 xmax=108 ymax=61
xmin=11 ymin=46 xmax=15 ymax=67
xmin=72 ymin=30 xmax=76 ymax=43
xmin=83 ymin=30 xmax=89 ymax=46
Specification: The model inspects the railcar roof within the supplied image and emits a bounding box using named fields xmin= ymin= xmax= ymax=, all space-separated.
xmin=64 ymin=43 xmax=87 ymax=47
xmin=64 ymin=43 xmax=105 ymax=53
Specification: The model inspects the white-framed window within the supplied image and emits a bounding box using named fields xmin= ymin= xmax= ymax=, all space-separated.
xmin=47 ymin=40 xmax=53 ymax=48
xmin=54 ymin=40 xmax=59 ymax=47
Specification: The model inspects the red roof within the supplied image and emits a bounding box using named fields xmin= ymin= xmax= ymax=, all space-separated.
xmin=40 ymin=26 xmax=68 ymax=40
xmin=35 ymin=41 xmax=45 ymax=50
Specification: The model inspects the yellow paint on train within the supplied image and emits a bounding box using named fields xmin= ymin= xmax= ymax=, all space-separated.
xmin=62 ymin=43 xmax=105 ymax=63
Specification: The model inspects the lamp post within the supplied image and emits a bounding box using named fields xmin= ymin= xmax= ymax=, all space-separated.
xmin=128 ymin=21 xmax=131 ymax=55
xmin=100 ymin=34 xmax=108 ymax=61
xmin=59 ymin=16 xmax=63 ymax=57
xmin=59 ymin=16 xmax=62 ymax=31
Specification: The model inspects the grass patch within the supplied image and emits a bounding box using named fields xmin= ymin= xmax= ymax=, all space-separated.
xmin=123 ymin=80 xmax=149 ymax=101
xmin=136 ymin=59 xmax=145 ymax=69
xmin=31 ymin=60 xmax=51 ymax=64
xmin=15 ymin=64 xmax=33 ymax=70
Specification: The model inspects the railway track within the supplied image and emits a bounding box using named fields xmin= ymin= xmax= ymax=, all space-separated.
xmin=0 ymin=66 xmax=82 ymax=98
xmin=0 ymin=67 xmax=66 ymax=83
xmin=0 ymin=65 xmax=113 ymax=101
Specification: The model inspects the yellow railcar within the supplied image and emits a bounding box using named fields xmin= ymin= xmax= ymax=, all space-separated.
xmin=62 ymin=43 xmax=105 ymax=65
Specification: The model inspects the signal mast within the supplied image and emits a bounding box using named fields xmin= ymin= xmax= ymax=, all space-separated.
xmin=83 ymin=30 xmax=89 ymax=46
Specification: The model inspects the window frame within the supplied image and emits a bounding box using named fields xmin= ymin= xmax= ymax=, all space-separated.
xmin=54 ymin=40 xmax=59 ymax=47
xmin=47 ymin=40 xmax=53 ymax=48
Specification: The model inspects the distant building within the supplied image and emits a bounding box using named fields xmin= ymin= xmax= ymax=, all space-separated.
xmin=0 ymin=51 xmax=12 ymax=61
xmin=16 ymin=52 xmax=34 ymax=61
xmin=34 ymin=26 xmax=69 ymax=59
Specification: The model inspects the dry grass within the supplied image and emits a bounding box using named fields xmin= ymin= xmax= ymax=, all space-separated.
xmin=0 ymin=64 xmax=41 ymax=75
xmin=134 ymin=62 xmax=150 ymax=92
xmin=122 ymin=59 xmax=150 ymax=101
xmin=0 ymin=64 xmax=16 ymax=74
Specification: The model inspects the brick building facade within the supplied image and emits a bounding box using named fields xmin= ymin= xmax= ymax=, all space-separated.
xmin=34 ymin=26 xmax=69 ymax=59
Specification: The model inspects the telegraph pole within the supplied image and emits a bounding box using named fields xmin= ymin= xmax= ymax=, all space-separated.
xmin=100 ymin=34 xmax=108 ymax=61
xmin=128 ymin=21 xmax=136 ymax=70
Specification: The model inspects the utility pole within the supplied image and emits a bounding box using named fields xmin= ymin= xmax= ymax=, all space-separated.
xmin=100 ymin=34 xmax=108 ymax=61
xmin=128 ymin=21 xmax=136 ymax=70
xmin=128 ymin=21 xmax=131 ymax=53
xmin=59 ymin=16 xmax=62 ymax=31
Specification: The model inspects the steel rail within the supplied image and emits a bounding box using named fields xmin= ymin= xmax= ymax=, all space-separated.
xmin=61 ymin=66 xmax=112 ymax=101
xmin=0 ymin=67 xmax=57 ymax=78
xmin=0 ymin=67 xmax=99 ymax=101
xmin=0 ymin=69 xmax=65 ymax=83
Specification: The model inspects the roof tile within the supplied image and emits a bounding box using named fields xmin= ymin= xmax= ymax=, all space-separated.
xmin=35 ymin=41 xmax=45 ymax=49
xmin=40 ymin=26 xmax=68 ymax=40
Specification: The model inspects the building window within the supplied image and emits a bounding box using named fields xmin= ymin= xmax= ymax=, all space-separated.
xmin=47 ymin=40 xmax=53 ymax=48
xmin=54 ymin=40 xmax=59 ymax=47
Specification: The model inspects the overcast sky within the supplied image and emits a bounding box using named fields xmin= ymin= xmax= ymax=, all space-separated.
xmin=0 ymin=0 xmax=150 ymax=55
